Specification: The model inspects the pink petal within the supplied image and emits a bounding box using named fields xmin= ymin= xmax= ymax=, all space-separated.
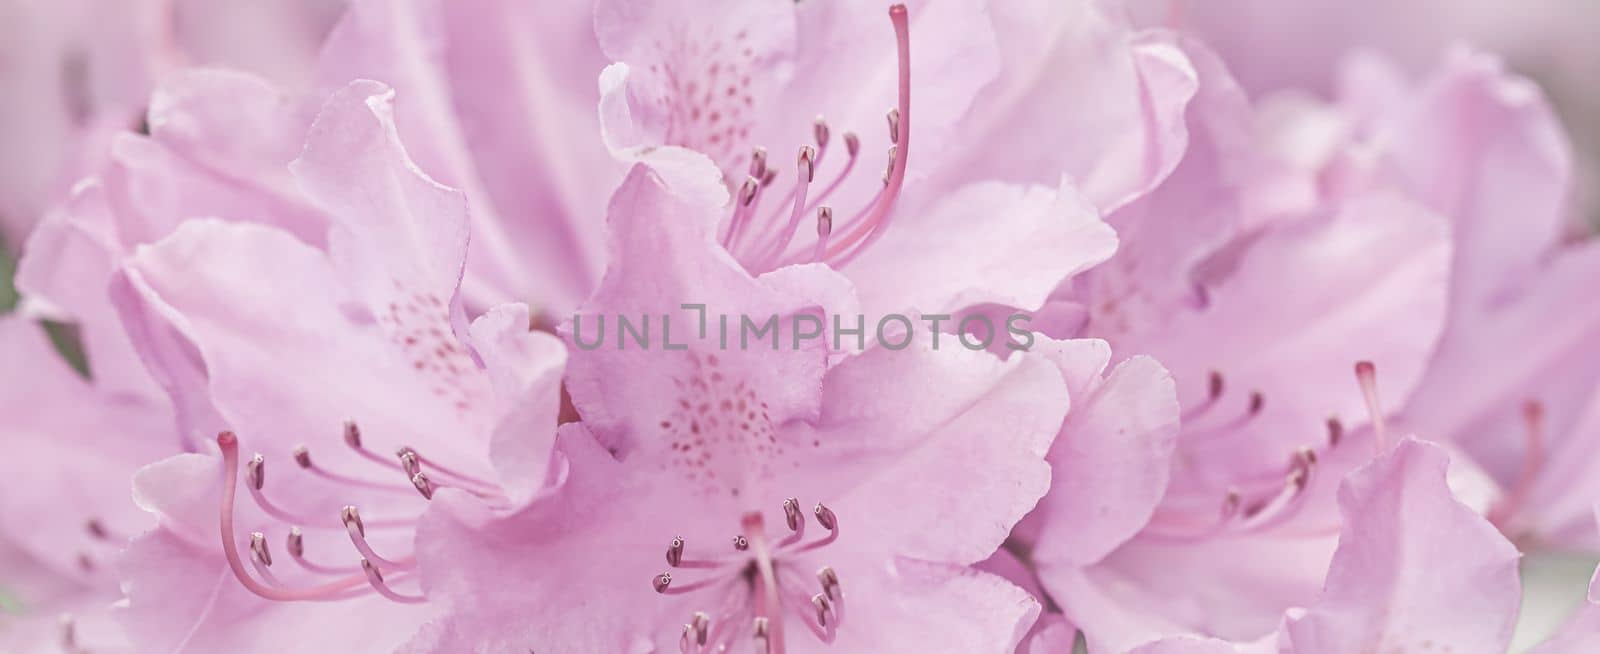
xmin=1030 ymin=338 xmax=1181 ymax=566
xmin=1282 ymin=438 xmax=1522 ymax=653
xmin=931 ymin=0 xmax=1197 ymax=212
xmin=466 ymin=304 xmax=568 ymax=503
xmin=319 ymin=0 xmax=621 ymax=311
xmin=844 ymin=179 xmax=1116 ymax=317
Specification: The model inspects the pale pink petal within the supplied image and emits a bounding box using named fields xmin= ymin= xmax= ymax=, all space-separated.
xmin=930 ymin=0 xmax=1197 ymax=212
xmin=1030 ymin=338 xmax=1181 ymax=566
xmin=319 ymin=0 xmax=622 ymax=311
xmin=844 ymin=178 xmax=1116 ymax=317
xmin=811 ymin=343 xmax=1069 ymax=565
xmin=0 ymin=317 xmax=160 ymax=584
xmin=115 ymin=219 xmax=492 ymax=490
xmin=1381 ymin=51 xmax=1573 ymax=307
xmin=466 ymin=304 xmax=568 ymax=503
xmin=1282 ymin=439 xmax=1522 ymax=653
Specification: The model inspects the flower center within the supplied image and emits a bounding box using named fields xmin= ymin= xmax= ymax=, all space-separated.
xmin=653 ymin=498 xmax=843 ymax=653
xmin=720 ymin=4 xmax=913 ymax=276
xmin=213 ymin=424 xmax=506 ymax=604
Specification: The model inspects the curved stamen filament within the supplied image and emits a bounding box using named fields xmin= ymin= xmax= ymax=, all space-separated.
xmin=362 ymin=559 xmax=426 ymax=604
xmin=217 ymin=432 xmax=378 ymax=602
xmin=781 ymin=583 xmax=836 ymax=644
xmin=286 ymin=527 xmax=362 ymax=576
xmin=1180 ymin=371 xmax=1225 ymax=422
xmin=777 ymin=497 xmax=807 ymax=548
xmin=1355 ymin=361 xmax=1387 ymax=454
xmin=342 ymin=507 xmax=414 ymax=570
xmin=821 ymin=5 xmax=912 ymax=266
xmin=1490 ymin=401 xmax=1547 ymax=531
xmin=404 ymin=448 xmax=502 ymax=496
xmin=249 ymin=454 xmax=415 ymax=529
xmin=748 ymin=146 xmax=817 ymax=271
xmin=294 ymin=446 xmax=412 ymax=494
xmin=723 ymin=177 xmax=764 ymax=250
xmin=788 ymin=503 xmax=839 ymax=554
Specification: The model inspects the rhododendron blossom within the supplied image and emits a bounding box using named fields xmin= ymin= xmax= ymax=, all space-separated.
xmin=2 ymin=1 xmax=1600 ymax=653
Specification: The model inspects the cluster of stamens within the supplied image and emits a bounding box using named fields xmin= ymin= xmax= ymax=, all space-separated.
xmin=1145 ymin=363 xmax=1402 ymax=541
xmin=654 ymin=498 xmax=844 ymax=653
xmin=214 ymin=423 xmax=506 ymax=604
xmin=718 ymin=5 xmax=911 ymax=276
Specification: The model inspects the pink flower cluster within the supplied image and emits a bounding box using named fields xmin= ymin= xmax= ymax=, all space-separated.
xmin=3 ymin=1 xmax=1599 ymax=652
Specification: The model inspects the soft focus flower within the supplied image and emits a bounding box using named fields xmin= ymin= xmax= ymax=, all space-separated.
xmin=408 ymin=164 xmax=1070 ymax=652
xmin=0 ymin=0 xmax=342 ymax=245
xmin=593 ymin=0 xmax=1192 ymax=319
xmin=1 ymin=0 xmax=1599 ymax=651
xmin=1127 ymin=437 xmax=1522 ymax=654
xmin=106 ymin=81 xmax=565 ymax=652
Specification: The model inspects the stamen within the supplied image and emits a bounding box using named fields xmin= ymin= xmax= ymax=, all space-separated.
xmin=723 ymin=176 xmax=764 ymax=249
xmin=791 ymin=502 xmax=840 ymax=553
xmin=342 ymin=506 xmax=411 ymax=570
xmin=820 ymin=5 xmax=912 ymax=266
xmin=217 ymin=432 xmax=376 ymax=602
xmin=85 ymin=519 xmax=109 ymax=541
xmin=361 ymin=559 xmax=426 ymax=604
xmin=811 ymin=594 xmax=837 ymax=639
xmin=1182 ymin=388 xmax=1267 ymax=446
xmin=749 ymin=147 xmax=768 ymax=180
xmin=653 ymin=571 xmax=728 ymax=596
xmin=1354 ymin=361 xmax=1386 ymax=453
xmin=1326 ymin=417 xmax=1344 ymax=447
xmin=1181 ymin=371 xmax=1225 ymax=422
xmin=399 ymin=449 xmax=420 ymax=477
xmin=817 ymin=566 xmax=841 ymax=602
xmin=813 ymin=117 xmax=830 ymax=149
xmin=693 ymin=611 xmax=711 ymax=645
xmin=1490 ymin=401 xmax=1547 ymax=531
xmin=666 ymin=536 xmax=732 ymax=570
xmin=811 ymin=207 xmax=833 ymax=263
xmin=246 ymin=454 xmax=412 ymax=529
xmin=286 ymin=527 xmax=360 ymax=575
xmin=749 ymin=146 xmax=818 ymax=270
xmin=396 ymin=446 xmax=505 ymax=499
xmin=886 ymin=108 xmax=900 ymax=145
xmin=60 ymin=614 xmax=86 ymax=654
xmin=411 ymin=472 xmax=434 ymax=500
xmin=293 ymin=445 xmax=411 ymax=493
xmin=250 ymin=531 xmax=274 ymax=567
xmin=778 ymin=497 xmax=807 ymax=547
xmin=1235 ymin=448 xmax=1318 ymax=532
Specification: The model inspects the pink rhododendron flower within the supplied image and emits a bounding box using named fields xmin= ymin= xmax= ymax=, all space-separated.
xmin=406 ymin=163 xmax=1071 ymax=652
xmin=104 ymin=81 xmax=567 ymax=652
xmin=593 ymin=0 xmax=1193 ymax=319
xmin=4 ymin=0 xmax=1600 ymax=651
